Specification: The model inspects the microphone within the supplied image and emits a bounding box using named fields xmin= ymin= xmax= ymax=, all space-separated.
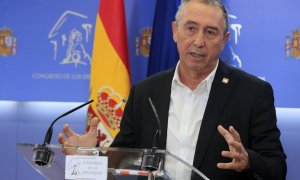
xmin=33 ymin=99 xmax=94 ymax=166
xmin=148 ymin=97 xmax=161 ymax=149
xmin=141 ymin=97 xmax=163 ymax=172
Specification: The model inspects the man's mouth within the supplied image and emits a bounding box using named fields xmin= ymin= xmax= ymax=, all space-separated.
xmin=190 ymin=52 xmax=205 ymax=58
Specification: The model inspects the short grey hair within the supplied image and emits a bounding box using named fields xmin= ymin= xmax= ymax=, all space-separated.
xmin=175 ymin=0 xmax=229 ymax=34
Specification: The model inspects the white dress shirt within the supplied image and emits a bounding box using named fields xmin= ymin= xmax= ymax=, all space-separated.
xmin=165 ymin=60 xmax=218 ymax=179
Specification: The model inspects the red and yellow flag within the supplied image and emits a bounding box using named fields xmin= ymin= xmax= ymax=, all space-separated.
xmin=87 ymin=0 xmax=130 ymax=147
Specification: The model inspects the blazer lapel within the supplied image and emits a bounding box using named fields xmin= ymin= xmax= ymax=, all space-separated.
xmin=193 ymin=61 xmax=234 ymax=168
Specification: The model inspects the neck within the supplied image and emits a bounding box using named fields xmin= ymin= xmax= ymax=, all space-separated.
xmin=179 ymin=71 xmax=206 ymax=90
xmin=178 ymin=62 xmax=217 ymax=90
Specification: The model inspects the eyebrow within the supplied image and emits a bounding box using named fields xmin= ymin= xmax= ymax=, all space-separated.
xmin=183 ymin=20 xmax=220 ymax=32
xmin=183 ymin=20 xmax=198 ymax=26
xmin=206 ymin=26 xmax=219 ymax=32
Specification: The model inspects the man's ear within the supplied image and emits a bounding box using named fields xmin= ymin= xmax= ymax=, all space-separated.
xmin=221 ymin=32 xmax=230 ymax=50
xmin=224 ymin=32 xmax=230 ymax=42
xmin=172 ymin=21 xmax=178 ymax=43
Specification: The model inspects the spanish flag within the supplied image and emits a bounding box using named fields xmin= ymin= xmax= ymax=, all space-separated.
xmin=87 ymin=0 xmax=131 ymax=147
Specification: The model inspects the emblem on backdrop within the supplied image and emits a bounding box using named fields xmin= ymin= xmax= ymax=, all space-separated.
xmin=135 ymin=27 xmax=152 ymax=57
xmin=222 ymin=14 xmax=243 ymax=68
xmin=0 ymin=27 xmax=17 ymax=56
xmin=286 ymin=28 xmax=300 ymax=59
xmin=48 ymin=11 xmax=93 ymax=68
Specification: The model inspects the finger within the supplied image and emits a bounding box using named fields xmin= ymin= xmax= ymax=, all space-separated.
xmin=217 ymin=162 xmax=239 ymax=170
xmin=221 ymin=150 xmax=242 ymax=160
xmin=63 ymin=141 xmax=72 ymax=147
xmin=218 ymin=125 xmax=234 ymax=143
xmin=57 ymin=133 xmax=67 ymax=144
xmin=88 ymin=117 xmax=99 ymax=136
xmin=90 ymin=117 xmax=99 ymax=130
xmin=229 ymin=126 xmax=242 ymax=142
xmin=63 ymin=124 xmax=75 ymax=137
xmin=61 ymin=147 xmax=69 ymax=155
xmin=218 ymin=159 xmax=249 ymax=172
xmin=61 ymin=141 xmax=76 ymax=155
xmin=228 ymin=140 xmax=243 ymax=149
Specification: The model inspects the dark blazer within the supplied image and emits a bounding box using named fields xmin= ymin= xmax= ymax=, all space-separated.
xmin=111 ymin=60 xmax=287 ymax=180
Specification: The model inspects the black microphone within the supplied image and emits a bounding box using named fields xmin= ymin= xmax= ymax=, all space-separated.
xmin=148 ymin=97 xmax=161 ymax=149
xmin=33 ymin=99 xmax=94 ymax=166
xmin=141 ymin=97 xmax=163 ymax=172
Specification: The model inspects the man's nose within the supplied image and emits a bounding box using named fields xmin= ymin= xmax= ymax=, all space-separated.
xmin=193 ymin=32 xmax=205 ymax=47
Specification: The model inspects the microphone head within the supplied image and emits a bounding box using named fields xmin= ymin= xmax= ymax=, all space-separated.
xmin=33 ymin=145 xmax=54 ymax=167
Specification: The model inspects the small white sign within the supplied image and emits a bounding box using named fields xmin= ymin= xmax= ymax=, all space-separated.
xmin=65 ymin=155 xmax=107 ymax=180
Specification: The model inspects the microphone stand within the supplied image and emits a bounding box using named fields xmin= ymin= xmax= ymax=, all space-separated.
xmin=141 ymin=98 xmax=163 ymax=172
xmin=33 ymin=100 xmax=93 ymax=166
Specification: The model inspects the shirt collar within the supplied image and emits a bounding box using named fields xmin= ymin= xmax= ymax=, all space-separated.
xmin=172 ymin=60 xmax=219 ymax=92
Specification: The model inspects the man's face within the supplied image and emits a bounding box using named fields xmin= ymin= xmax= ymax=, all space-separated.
xmin=172 ymin=2 xmax=229 ymax=75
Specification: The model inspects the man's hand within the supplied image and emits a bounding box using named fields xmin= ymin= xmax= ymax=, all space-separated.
xmin=217 ymin=125 xmax=250 ymax=172
xmin=57 ymin=117 xmax=99 ymax=154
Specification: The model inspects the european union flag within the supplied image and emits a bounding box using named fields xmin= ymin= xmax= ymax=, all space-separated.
xmin=147 ymin=0 xmax=181 ymax=76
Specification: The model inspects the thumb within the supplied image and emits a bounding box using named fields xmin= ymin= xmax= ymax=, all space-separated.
xmin=88 ymin=117 xmax=99 ymax=135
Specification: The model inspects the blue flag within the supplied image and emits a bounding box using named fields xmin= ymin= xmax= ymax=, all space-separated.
xmin=147 ymin=0 xmax=181 ymax=76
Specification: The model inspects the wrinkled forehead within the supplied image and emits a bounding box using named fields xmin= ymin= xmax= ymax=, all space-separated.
xmin=178 ymin=2 xmax=225 ymax=27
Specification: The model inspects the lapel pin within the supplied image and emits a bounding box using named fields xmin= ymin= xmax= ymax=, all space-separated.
xmin=222 ymin=78 xmax=229 ymax=84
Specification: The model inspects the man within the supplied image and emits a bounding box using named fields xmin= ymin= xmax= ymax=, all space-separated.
xmin=58 ymin=0 xmax=286 ymax=179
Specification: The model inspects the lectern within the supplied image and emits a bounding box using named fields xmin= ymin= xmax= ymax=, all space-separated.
xmin=18 ymin=143 xmax=209 ymax=180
